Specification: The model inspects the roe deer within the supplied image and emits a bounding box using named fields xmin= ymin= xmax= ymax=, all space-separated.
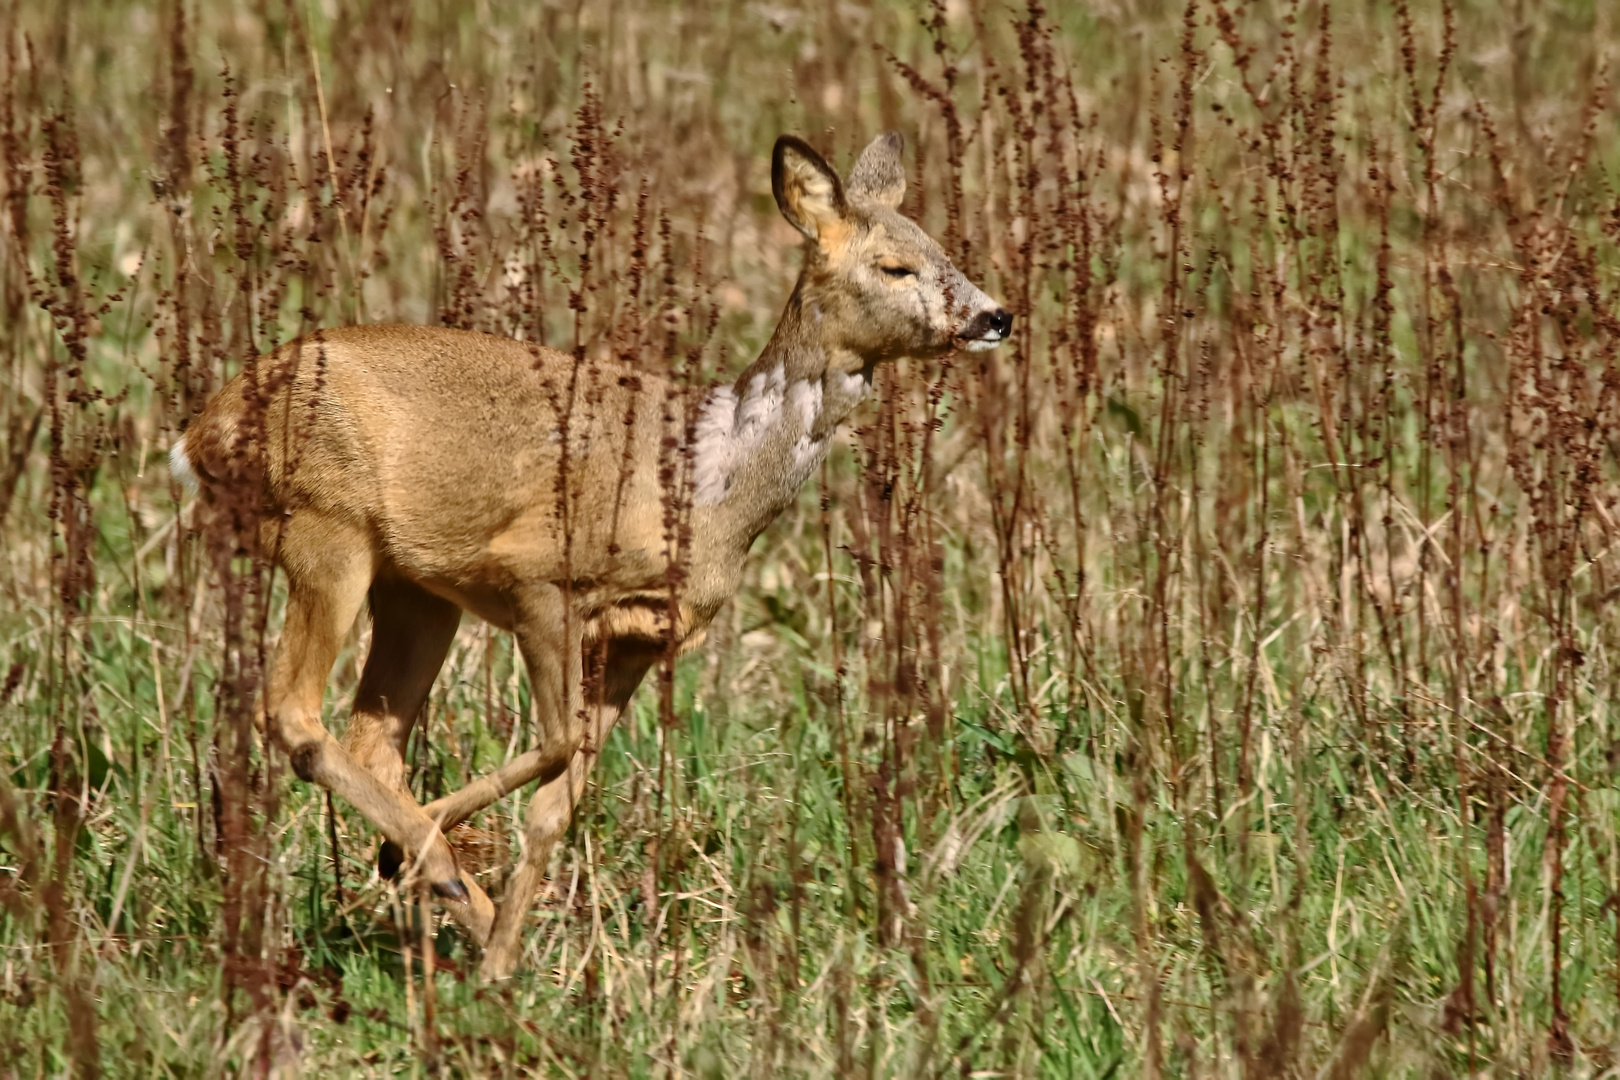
xmin=172 ymin=131 xmax=1009 ymax=979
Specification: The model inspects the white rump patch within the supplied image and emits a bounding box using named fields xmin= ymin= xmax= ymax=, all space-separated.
xmin=169 ymin=439 xmax=199 ymax=493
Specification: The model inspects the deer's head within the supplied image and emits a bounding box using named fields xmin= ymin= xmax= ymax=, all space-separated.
xmin=772 ymin=132 xmax=1011 ymax=367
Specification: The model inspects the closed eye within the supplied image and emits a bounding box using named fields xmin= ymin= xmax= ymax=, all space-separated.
xmin=880 ymin=265 xmax=916 ymax=279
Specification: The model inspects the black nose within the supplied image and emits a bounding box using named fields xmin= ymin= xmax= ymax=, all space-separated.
xmin=988 ymin=308 xmax=1013 ymax=337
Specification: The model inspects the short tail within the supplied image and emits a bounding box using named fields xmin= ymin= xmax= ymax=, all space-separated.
xmin=169 ymin=436 xmax=199 ymax=494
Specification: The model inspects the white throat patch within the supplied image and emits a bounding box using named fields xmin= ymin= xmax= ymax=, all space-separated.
xmin=691 ymin=366 xmax=836 ymax=507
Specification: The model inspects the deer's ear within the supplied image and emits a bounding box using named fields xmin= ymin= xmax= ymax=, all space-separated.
xmin=847 ymin=131 xmax=905 ymax=209
xmin=773 ymin=136 xmax=849 ymax=243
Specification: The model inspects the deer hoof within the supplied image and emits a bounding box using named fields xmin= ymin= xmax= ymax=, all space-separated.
xmin=377 ymin=840 xmax=405 ymax=880
xmin=479 ymin=948 xmax=517 ymax=982
xmin=432 ymin=877 xmax=471 ymax=904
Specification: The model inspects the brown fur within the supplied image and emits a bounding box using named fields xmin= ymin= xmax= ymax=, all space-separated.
xmin=178 ymin=132 xmax=1008 ymax=978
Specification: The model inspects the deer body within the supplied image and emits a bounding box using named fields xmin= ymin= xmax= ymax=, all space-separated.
xmin=174 ymin=132 xmax=1008 ymax=978
xmin=199 ymin=326 xmax=733 ymax=642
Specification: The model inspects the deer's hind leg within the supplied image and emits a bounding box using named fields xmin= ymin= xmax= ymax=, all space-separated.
xmin=267 ymin=513 xmax=491 ymax=934
xmin=348 ymin=577 xmax=475 ymax=891
xmin=344 ymin=576 xmax=462 ymax=795
xmin=478 ymin=635 xmax=657 ymax=981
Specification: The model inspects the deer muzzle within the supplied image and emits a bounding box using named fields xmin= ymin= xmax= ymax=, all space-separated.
xmin=957 ymin=306 xmax=1014 ymax=351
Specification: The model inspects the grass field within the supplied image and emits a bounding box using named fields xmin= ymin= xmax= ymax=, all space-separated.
xmin=2 ymin=0 xmax=1620 ymax=1075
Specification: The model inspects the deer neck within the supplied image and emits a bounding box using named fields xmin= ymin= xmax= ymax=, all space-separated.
xmin=690 ymin=293 xmax=869 ymax=542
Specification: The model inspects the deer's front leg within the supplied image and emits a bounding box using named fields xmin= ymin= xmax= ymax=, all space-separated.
xmin=422 ymin=637 xmax=659 ymax=832
xmin=478 ymin=586 xmax=585 ymax=980
xmin=475 ymin=637 xmax=658 ymax=980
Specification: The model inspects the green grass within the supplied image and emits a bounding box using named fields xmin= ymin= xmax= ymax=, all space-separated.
xmin=3 ymin=0 xmax=1620 ymax=1076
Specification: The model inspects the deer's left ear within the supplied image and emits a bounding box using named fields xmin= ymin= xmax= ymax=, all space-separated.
xmin=846 ymin=131 xmax=906 ymax=208
xmin=773 ymin=136 xmax=850 ymax=245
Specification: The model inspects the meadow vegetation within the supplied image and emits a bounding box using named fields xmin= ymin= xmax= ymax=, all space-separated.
xmin=1 ymin=0 xmax=1619 ymax=1075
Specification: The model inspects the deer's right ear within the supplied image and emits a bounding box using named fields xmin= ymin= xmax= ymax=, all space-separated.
xmin=773 ymin=136 xmax=850 ymax=245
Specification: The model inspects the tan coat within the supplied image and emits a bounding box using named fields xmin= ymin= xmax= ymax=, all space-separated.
xmin=175 ymin=131 xmax=1010 ymax=978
